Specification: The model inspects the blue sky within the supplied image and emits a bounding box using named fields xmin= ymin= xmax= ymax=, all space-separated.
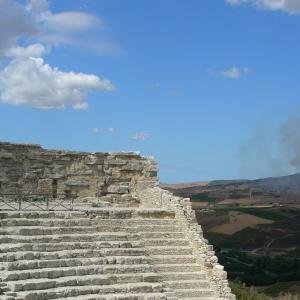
xmin=1 ymin=0 xmax=300 ymax=182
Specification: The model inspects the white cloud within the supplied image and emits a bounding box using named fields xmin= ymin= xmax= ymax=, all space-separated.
xmin=220 ymin=66 xmax=250 ymax=79
xmin=92 ymin=128 xmax=102 ymax=133
xmin=221 ymin=67 xmax=242 ymax=79
xmin=26 ymin=0 xmax=49 ymax=14
xmin=0 ymin=0 xmax=36 ymax=58
xmin=225 ymin=0 xmax=300 ymax=14
xmin=5 ymin=44 xmax=47 ymax=58
xmin=132 ymin=132 xmax=149 ymax=141
xmin=107 ymin=128 xmax=115 ymax=133
xmin=42 ymin=11 xmax=101 ymax=33
xmin=0 ymin=50 xmax=114 ymax=109
xmin=0 ymin=0 xmax=117 ymax=58
xmin=0 ymin=1 xmax=116 ymax=109
xmin=26 ymin=0 xmax=118 ymax=53
xmin=226 ymin=0 xmax=241 ymax=4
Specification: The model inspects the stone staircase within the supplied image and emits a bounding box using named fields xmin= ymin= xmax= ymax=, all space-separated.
xmin=0 ymin=208 xmax=216 ymax=300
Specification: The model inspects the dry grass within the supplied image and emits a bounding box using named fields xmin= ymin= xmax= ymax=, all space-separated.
xmin=160 ymin=181 xmax=208 ymax=190
xmin=208 ymin=211 xmax=273 ymax=235
xmin=191 ymin=202 xmax=209 ymax=208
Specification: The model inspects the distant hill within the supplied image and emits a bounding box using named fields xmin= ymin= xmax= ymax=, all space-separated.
xmin=252 ymin=173 xmax=300 ymax=194
xmin=160 ymin=181 xmax=208 ymax=190
xmin=209 ymin=179 xmax=249 ymax=186
xmin=161 ymin=173 xmax=300 ymax=205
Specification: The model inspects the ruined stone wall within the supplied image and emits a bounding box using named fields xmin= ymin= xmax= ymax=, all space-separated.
xmin=137 ymin=187 xmax=235 ymax=300
xmin=0 ymin=142 xmax=157 ymax=205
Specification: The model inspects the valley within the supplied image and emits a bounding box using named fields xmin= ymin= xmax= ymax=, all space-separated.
xmin=162 ymin=173 xmax=300 ymax=298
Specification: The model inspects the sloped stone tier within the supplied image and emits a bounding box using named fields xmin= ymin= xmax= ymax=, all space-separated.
xmin=0 ymin=208 xmax=216 ymax=300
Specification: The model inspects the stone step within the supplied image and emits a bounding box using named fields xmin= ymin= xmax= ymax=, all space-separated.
xmin=0 ymin=240 xmax=140 ymax=253
xmin=143 ymin=232 xmax=184 ymax=239
xmin=0 ymin=232 xmax=138 ymax=244
xmin=0 ymin=209 xmax=175 ymax=221
xmin=152 ymin=255 xmax=197 ymax=265
xmin=143 ymin=239 xmax=189 ymax=247
xmin=0 ymin=218 xmax=178 ymax=227
xmin=0 ymin=212 xmax=88 ymax=220
xmin=14 ymin=282 xmax=165 ymax=300
xmin=173 ymin=289 xmax=214 ymax=298
xmin=138 ymin=225 xmax=181 ymax=232
xmin=54 ymin=293 xmax=168 ymax=300
xmin=2 ymin=264 xmax=154 ymax=282
xmin=0 ymin=226 xmax=137 ymax=236
xmin=159 ymin=272 xmax=207 ymax=281
xmin=155 ymin=264 xmax=202 ymax=273
xmin=147 ymin=246 xmax=193 ymax=256
xmin=2 ymin=256 xmax=150 ymax=271
xmin=0 ymin=248 xmax=146 ymax=262
xmin=6 ymin=272 xmax=159 ymax=292
xmin=165 ymin=280 xmax=210 ymax=290
xmin=179 ymin=298 xmax=215 ymax=300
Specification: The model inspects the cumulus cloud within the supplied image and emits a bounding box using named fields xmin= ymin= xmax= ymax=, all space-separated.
xmin=5 ymin=43 xmax=47 ymax=58
xmin=26 ymin=0 xmax=49 ymax=14
xmin=132 ymin=133 xmax=149 ymax=141
xmin=0 ymin=49 xmax=114 ymax=109
xmin=0 ymin=0 xmax=36 ymax=58
xmin=221 ymin=66 xmax=249 ymax=79
xmin=107 ymin=128 xmax=115 ymax=133
xmin=0 ymin=1 xmax=115 ymax=109
xmin=225 ymin=0 xmax=300 ymax=14
xmin=221 ymin=67 xmax=241 ymax=79
xmin=92 ymin=128 xmax=102 ymax=133
xmin=0 ymin=0 xmax=117 ymax=57
xmin=34 ymin=10 xmax=103 ymax=47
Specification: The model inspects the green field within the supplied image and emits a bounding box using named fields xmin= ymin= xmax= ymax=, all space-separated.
xmin=206 ymin=227 xmax=268 ymax=250
xmin=190 ymin=192 xmax=216 ymax=202
xmin=262 ymin=281 xmax=300 ymax=297
xmin=229 ymin=282 xmax=270 ymax=300
xmin=286 ymin=247 xmax=300 ymax=258
xmin=218 ymin=207 xmax=291 ymax=221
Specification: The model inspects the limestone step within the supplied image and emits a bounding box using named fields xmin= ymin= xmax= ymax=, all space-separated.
xmin=6 ymin=272 xmax=159 ymax=292
xmin=0 ymin=208 xmax=175 ymax=221
xmin=159 ymin=272 xmax=207 ymax=281
xmin=0 ymin=248 xmax=146 ymax=262
xmin=0 ymin=232 xmax=139 ymax=244
xmin=54 ymin=293 xmax=168 ymax=300
xmin=143 ymin=232 xmax=183 ymax=239
xmin=165 ymin=280 xmax=210 ymax=290
xmin=154 ymin=264 xmax=202 ymax=273
xmin=14 ymin=282 xmax=165 ymax=300
xmin=152 ymin=255 xmax=197 ymax=265
xmin=137 ymin=225 xmax=181 ymax=232
xmin=180 ymin=298 xmax=215 ymax=300
xmin=0 ymin=211 xmax=88 ymax=220
xmin=2 ymin=264 xmax=155 ymax=282
xmin=2 ymin=256 xmax=150 ymax=271
xmin=0 ymin=240 xmax=140 ymax=253
xmin=179 ymin=298 xmax=215 ymax=300
xmin=146 ymin=246 xmax=193 ymax=256
xmin=0 ymin=218 xmax=178 ymax=227
xmin=143 ymin=239 xmax=189 ymax=247
xmin=173 ymin=289 xmax=214 ymax=298
xmin=0 ymin=226 xmax=136 ymax=235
